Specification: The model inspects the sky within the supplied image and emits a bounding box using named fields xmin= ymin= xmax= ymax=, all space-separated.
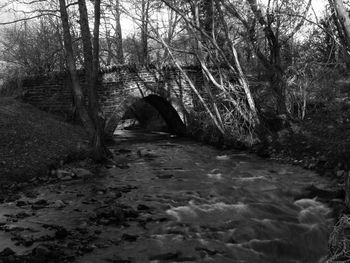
xmin=0 ymin=0 xmax=137 ymax=37
xmin=311 ymin=0 xmax=328 ymax=15
xmin=0 ymin=0 xmax=328 ymax=25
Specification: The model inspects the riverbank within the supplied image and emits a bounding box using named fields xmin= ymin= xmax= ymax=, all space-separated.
xmin=258 ymin=104 xmax=350 ymax=263
xmin=263 ymin=104 xmax=350 ymax=182
xmin=256 ymin=104 xmax=350 ymax=205
xmin=0 ymin=97 xmax=88 ymax=186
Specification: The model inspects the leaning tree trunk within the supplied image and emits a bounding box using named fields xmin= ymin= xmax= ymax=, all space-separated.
xmin=333 ymin=0 xmax=350 ymax=46
xmin=331 ymin=0 xmax=350 ymax=69
xmin=58 ymin=0 xmax=94 ymax=136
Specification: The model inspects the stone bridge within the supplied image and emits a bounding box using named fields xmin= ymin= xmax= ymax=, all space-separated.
xmin=22 ymin=65 xmax=203 ymax=136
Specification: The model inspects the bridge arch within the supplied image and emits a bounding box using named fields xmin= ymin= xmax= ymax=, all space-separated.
xmin=104 ymin=94 xmax=186 ymax=137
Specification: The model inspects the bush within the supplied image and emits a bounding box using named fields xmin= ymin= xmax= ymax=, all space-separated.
xmin=0 ymin=71 xmax=24 ymax=97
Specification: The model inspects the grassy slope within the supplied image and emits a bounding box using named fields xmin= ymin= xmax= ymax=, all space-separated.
xmin=0 ymin=97 xmax=88 ymax=183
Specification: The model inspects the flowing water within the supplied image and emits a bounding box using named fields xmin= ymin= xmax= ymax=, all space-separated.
xmin=92 ymin=130 xmax=333 ymax=263
xmin=0 ymin=130 xmax=335 ymax=262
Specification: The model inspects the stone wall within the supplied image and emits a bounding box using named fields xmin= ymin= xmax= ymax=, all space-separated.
xmin=22 ymin=65 xmax=201 ymax=120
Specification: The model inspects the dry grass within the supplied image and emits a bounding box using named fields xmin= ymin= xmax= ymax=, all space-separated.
xmin=328 ymin=215 xmax=350 ymax=262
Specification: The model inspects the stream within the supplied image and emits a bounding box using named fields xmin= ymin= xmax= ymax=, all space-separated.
xmin=0 ymin=130 xmax=335 ymax=262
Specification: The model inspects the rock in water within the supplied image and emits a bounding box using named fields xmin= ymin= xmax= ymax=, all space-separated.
xmin=73 ymin=168 xmax=93 ymax=178
xmin=216 ymin=155 xmax=230 ymax=161
xmin=56 ymin=169 xmax=73 ymax=179
xmin=52 ymin=200 xmax=65 ymax=209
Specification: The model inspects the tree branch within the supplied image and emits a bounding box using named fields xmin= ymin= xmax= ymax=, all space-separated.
xmin=0 ymin=14 xmax=59 ymax=25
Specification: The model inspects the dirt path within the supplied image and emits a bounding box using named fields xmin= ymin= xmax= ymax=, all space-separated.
xmin=0 ymin=131 xmax=336 ymax=263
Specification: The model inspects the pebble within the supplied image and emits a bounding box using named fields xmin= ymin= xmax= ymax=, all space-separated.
xmin=52 ymin=200 xmax=65 ymax=209
xmin=16 ymin=200 xmax=28 ymax=207
xmin=76 ymin=227 xmax=89 ymax=234
xmin=121 ymin=233 xmax=138 ymax=242
xmin=96 ymin=243 xmax=108 ymax=248
xmin=319 ymin=155 xmax=327 ymax=162
xmin=216 ymin=155 xmax=230 ymax=160
xmin=156 ymin=174 xmax=174 ymax=179
xmin=32 ymin=199 xmax=48 ymax=210
xmin=34 ymin=199 xmax=48 ymax=206
xmin=81 ymin=244 xmax=95 ymax=253
xmin=336 ymin=170 xmax=345 ymax=177
xmin=33 ymin=245 xmax=50 ymax=257
xmin=137 ymin=204 xmax=151 ymax=211
xmin=99 ymin=219 xmax=110 ymax=225
xmin=55 ymin=227 xmax=68 ymax=239
xmin=56 ymin=169 xmax=73 ymax=179
xmin=61 ymin=175 xmax=73 ymax=181
xmin=73 ymin=168 xmax=93 ymax=178
xmin=15 ymin=212 xmax=31 ymax=219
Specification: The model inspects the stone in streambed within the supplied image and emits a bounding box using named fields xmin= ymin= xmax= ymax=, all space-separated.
xmin=16 ymin=200 xmax=28 ymax=207
xmin=149 ymin=251 xmax=183 ymax=261
xmin=216 ymin=155 xmax=230 ymax=160
xmin=52 ymin=200 xmax=65 ymax=209
xmin=32 ymin=199 xmax=48 ymax=210
xmin=56 ymin=169 xmax=73 ymax=179
xmin=336 ymin=170 xmax=345 ymax=178
xmin=73 ymin=168 xmax=93 ymax=178
xmin=55 ymin=227 xmax=69 ymax=239
xmin=121 ymin=233 xmax=138 ymax=242
xmin=156 ymin=174 xmax=174 ymax=179
xmin=29 ymin=245 xmax=51 ymax=263
xmin=137 ymin=204 xmax=151 ymax=211
xmin=61 ymin=175 xmax=73 ymax=181
xmin=15 ymin=212 xmax=31 ymax=219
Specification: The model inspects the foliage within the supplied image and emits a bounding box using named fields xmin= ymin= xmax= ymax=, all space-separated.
xmin=0 ymin=18 xmax=64 ymax=75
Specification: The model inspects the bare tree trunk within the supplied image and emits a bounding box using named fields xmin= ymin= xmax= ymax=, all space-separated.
xmin=330 ymin=0 xmax=350 ymax=68
xmin=140 ymin=0 xmax=150 ymax=66
xmin=103 ymin=22 xmax=112 ymax=66
xmin=58 ymin=0 xmax=94 ymax=135
xmin=333 ymin=0 xmax=350 ymax=46
xmin=115 ymin=0 xmax=124 ymax=64
xmin=346 ymin=171 xmax=350 ymax=210
xmin=78 ymin=0 xmax=107 ymax=161
xmin=271 ymin=69 xmax=288 ymax=115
